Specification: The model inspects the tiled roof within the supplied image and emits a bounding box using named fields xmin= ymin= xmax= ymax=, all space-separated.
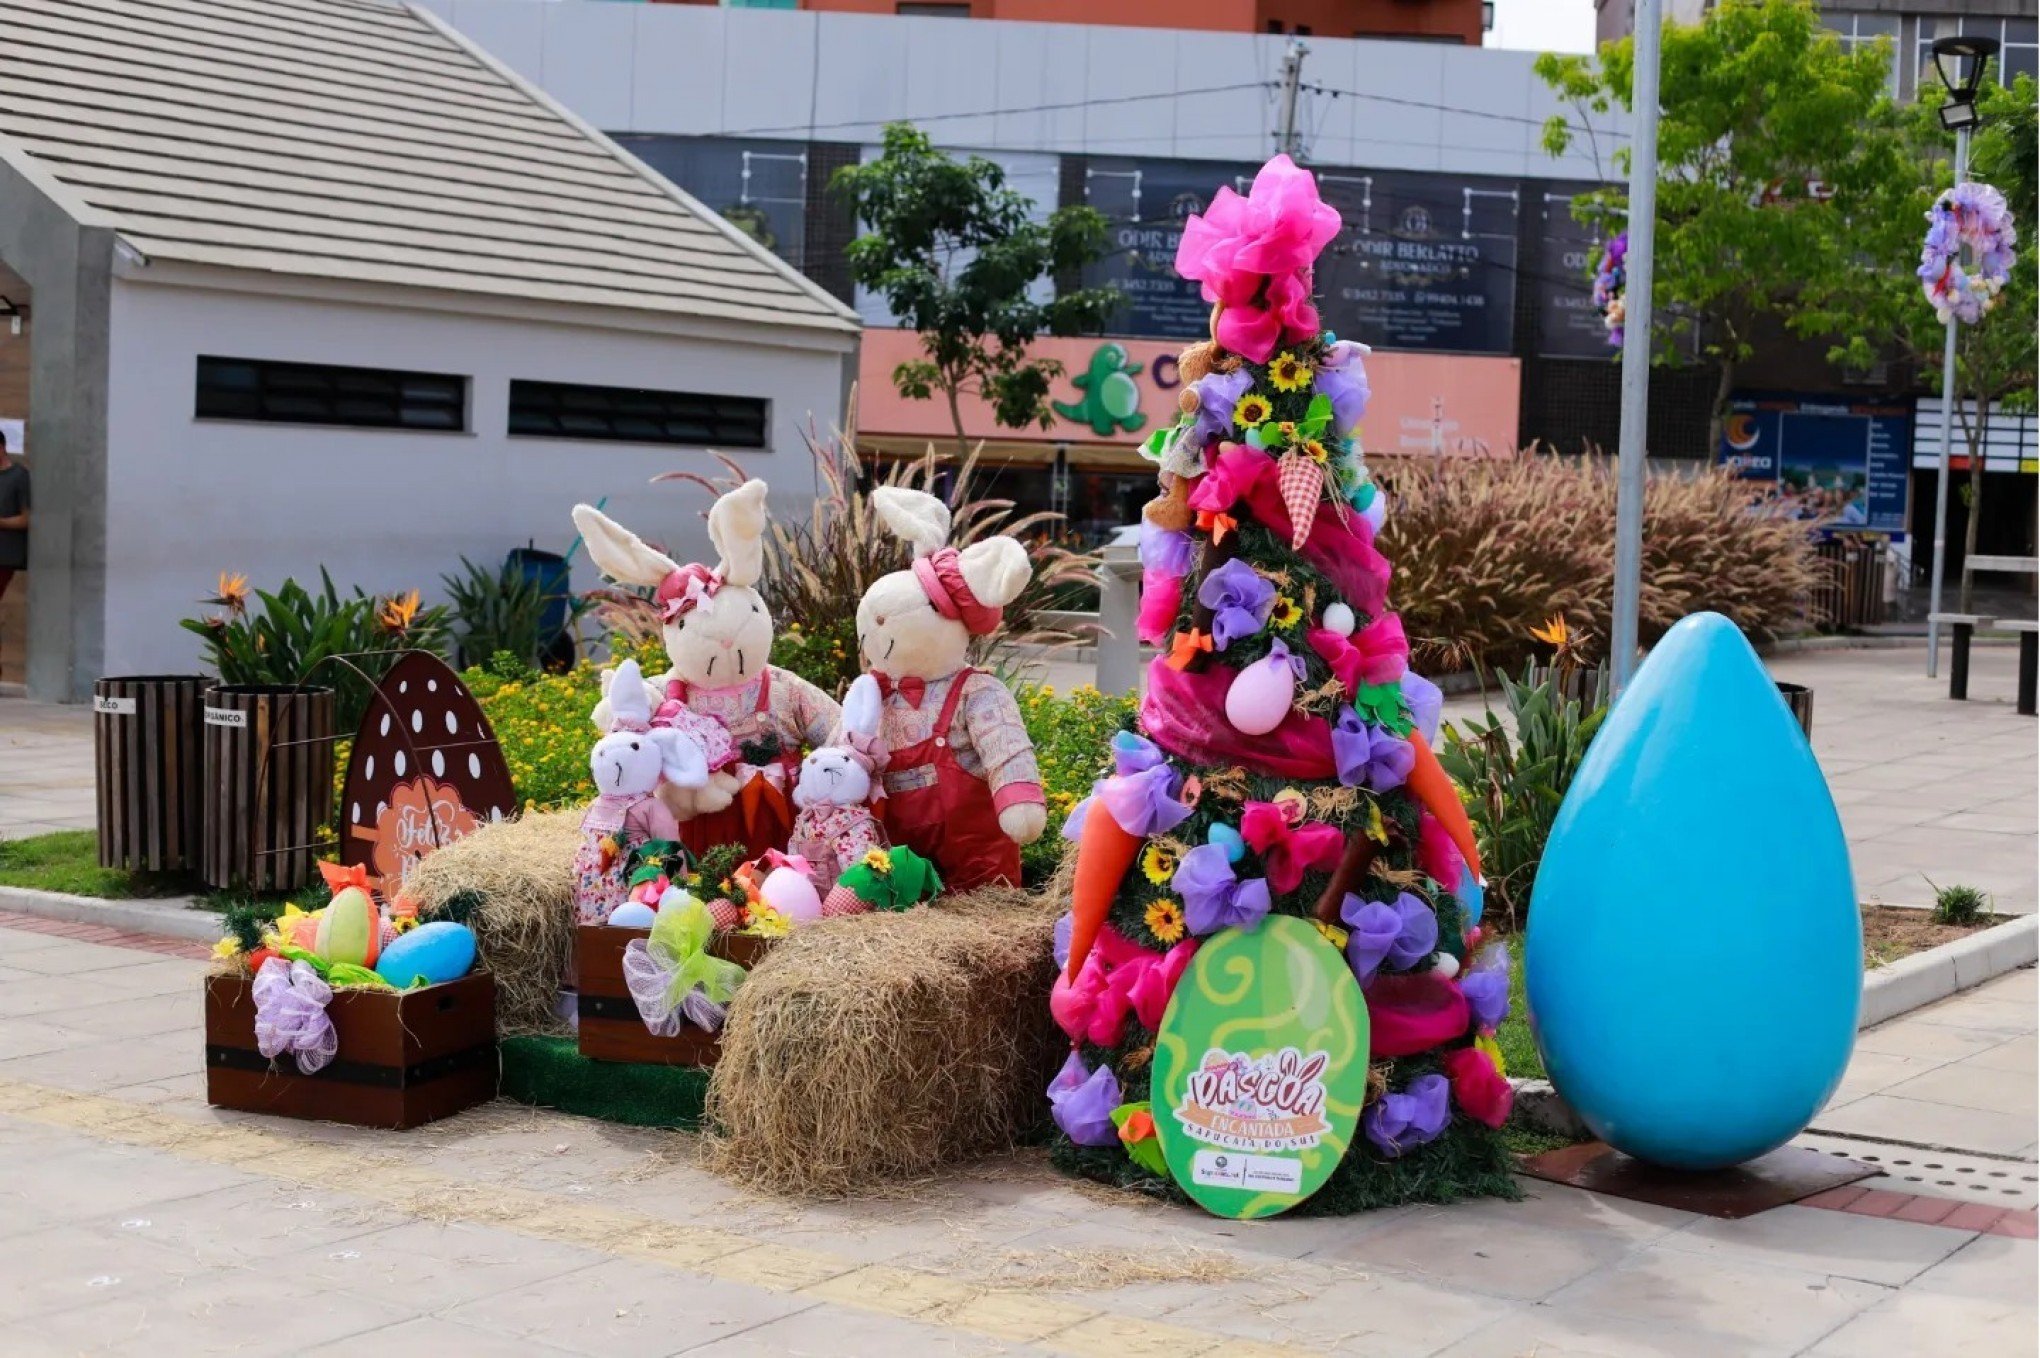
xmin=0 ymin=0 xmax=858 ymax=333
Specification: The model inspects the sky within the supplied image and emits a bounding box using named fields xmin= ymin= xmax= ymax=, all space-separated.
xmin=1486 ymin=0 xmax=1599 ymax=55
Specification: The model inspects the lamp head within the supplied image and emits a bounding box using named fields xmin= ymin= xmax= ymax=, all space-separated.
xmin=1931 ymin=34 xmax=2000 ymax=104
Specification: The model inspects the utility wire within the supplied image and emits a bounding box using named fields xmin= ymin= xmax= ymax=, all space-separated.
xmin=713 ymin=82 xmax=1278 ymax=140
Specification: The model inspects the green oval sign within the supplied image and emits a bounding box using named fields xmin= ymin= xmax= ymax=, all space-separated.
xmin=1151 ymin=915 xmax=1371 ymax=1219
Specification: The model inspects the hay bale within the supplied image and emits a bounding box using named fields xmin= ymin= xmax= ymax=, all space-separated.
xmin=705 ymin=886 xmax=1064 ymax=1197
xmin=408 ymin=809 xmax=582 ymax=1036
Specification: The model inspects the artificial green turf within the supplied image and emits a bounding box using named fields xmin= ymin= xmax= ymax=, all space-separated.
xmin=498 ymin=1035 xmax=710 ymax=1130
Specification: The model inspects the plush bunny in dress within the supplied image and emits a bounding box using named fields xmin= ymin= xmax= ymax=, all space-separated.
xmin=573 ymin=480 xmax=840 ymax=859
xmin=571 ymin=661 xmax=711 ymax=925
xmin=788 ymin=674 xmax=887 ymax=903
xmin=855 ymin=488 xmax=1045 ymax=892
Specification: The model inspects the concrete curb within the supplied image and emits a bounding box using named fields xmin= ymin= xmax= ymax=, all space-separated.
xmin=1512 ymin=915 xmax=2037 ymax=1141
xmin=0 ymin=885 xmax=220 ymax=942
xmin=1857 ymin=913 xmax=2039 ymax=1029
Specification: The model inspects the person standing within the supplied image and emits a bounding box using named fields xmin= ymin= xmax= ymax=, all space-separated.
xmin=0 ymin=428 xmax=26 ymax=604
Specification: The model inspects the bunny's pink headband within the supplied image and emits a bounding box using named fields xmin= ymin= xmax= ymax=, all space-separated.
xmin=912 ymin=547 xmax=1003 ymax=637
xmin=657 ymin=563 xmax=723 ymax=622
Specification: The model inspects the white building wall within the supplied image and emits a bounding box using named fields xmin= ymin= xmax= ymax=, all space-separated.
xmin=101 ymin=276 xmax=846 ymax=675
xmin=418 ymin=0 xmax=1625 ymax=181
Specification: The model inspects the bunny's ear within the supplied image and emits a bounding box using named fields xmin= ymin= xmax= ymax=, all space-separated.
xmin=957 ymin=536 xmax=1032 ymax=608
xmin=841 ymin=674 xmax=883 ymax=739
xmin=652 ymin=730 xmax=709 ymax=788
xmin=707 ymin=479 xmax=769 ymax=588
xmin=871 ymin=487 xmax=951 ymax=558
xmin=574 ymin=505 xmax=682 ymax=589
xmin=606 ymin=658 xmax=651 ymax=728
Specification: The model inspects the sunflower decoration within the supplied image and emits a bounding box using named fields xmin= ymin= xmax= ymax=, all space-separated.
xmin=861 ymin=847 xmax=895 ymax=875
xmin=1139 ymin=840 xmax=1180 ymax=885
xmin=1144 ymin=898 xmax=1187 ymax=945
xmin=1268 ymin=350 xmax=1313 ymax=393
xmin=1269 ymin=595 xmax=1303 ymax=630
xmin=1232 ymin=392 xmax=1273 ymax=429
xmin=1302 ymin=438 xmax=1332 ymax=465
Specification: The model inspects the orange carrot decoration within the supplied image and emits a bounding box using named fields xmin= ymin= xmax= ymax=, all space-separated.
xmin=1064 ymin=804 xmax=1144 ymax=982
xmin=1405 ymin=728 xmax=1484 ymax=883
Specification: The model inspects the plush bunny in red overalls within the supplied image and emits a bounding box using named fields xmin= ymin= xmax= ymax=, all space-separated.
xmin=852 ymin=488 xmax=1045 ymax=893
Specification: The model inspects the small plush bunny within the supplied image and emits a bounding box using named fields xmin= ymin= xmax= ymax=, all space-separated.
xmin=855 ymin=488 xmax=1045 ymax=893
xmin=788 ymin=674 xmax=887 ymax=899
xmin=571 ymin=660 xmax=710 ymax=925
xmin=573 ymin=480 xmax=840 ymax=859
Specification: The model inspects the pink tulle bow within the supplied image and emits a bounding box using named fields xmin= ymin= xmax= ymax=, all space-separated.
xmin=1174 ymin=155 xmax=1342 ymax=363
xmin=1240 ymin=801 xmax=1346 ymax=894
xmin=1137 ymin=570 xmax=1184 ymax=647
xmin=1307 ymin=627 xmax=1364 ymax=696
xmin=1353 ymin=612 xmax=1410 ymax=686
xmin=1187 ymin=444 xmax=1270 ymax=516
xmin=1417 ymin=813 xmax=1464 ymax=893
xmin=1049 ymin=926 xmax=1200 ymax=1047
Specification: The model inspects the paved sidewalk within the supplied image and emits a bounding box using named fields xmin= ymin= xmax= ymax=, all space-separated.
xmin=0 ymin=922 xmax=2031 ymax=1357
xmin=0 ymin=697 xmax=94 ymax=838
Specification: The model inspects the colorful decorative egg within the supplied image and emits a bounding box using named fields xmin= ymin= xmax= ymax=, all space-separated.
xmin=374 ymin=920 xmax=478 ymax=989
xmin=1224 ymin=653 xmax=1296 ymax=736
xmin=314 ymin=886 xmax=381 ymax=967
xmin=1206 ymin=823 xmax=1246 ymax=863
xmin=761 ymin=865 xmax=822 ymax=924
xmin=1320 ymin=602 xmax=1357 ymax=637
xmin=607 ymin=901 xmax=657 ymax=929
xmin=1527 ymin=613 xmax=1860 ymax=1170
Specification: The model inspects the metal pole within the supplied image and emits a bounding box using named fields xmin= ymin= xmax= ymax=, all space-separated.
xmin=1277 ymin=38 xmax=1308 ymax=158
xmin=1610 ymin=0 xmax=1662 ymax=692
xmin=1926 ymin=126 xmax=1969 ymax=678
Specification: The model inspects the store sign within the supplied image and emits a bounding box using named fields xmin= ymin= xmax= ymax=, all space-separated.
xmin=1316 ymin=172 xmax=1519 ymax=354
xmin=1718 ymin=392 xmax=1912 ymax=534
xmin=1080 ymin=158 xmax=1259 ymax=340
xmin=857 ymin=329 xmax=1521 ymax=456
xmin=1532 ymin=184 xmax=1615 ymax=359
xmin=1151 ymin=915 xmax=1369 ymax=1220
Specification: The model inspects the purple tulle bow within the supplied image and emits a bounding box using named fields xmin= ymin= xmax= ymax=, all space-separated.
xmin=1400 ymin=671 xmax=1444 ymax=745
xmin=1197 ymin=558 xmax=1276 ymax=651
xmin=1048 ymin=1051 xmax=1122 ymax=1147
xmin=1461 ymin=942 xmax=1511 ymax=1031
xmin=1174 ymin=842 xmax=1272 ymax=936
xmin=1314 ymin=339 xmax=1371 ymax=437
xmin=1064 ymin=733 xmax=1189 ymax=840
xmin=1331 ymin=706 xmax=1415 ymax=793
xmin=1363 ymin=1072 xmax=1451 ymax=1157
xmin=1139 ymin=521 xmax=1197 ymax=580
xmin=252 ymin=957 xmax=338 ymax=1075
xmin=1053 ymin=912 xmax=1073 ymax=972
xmin=1189 ymin=367 xmax=1256 ymax=450
xmin=1341 ymin=891 xmax=1437 ymax=981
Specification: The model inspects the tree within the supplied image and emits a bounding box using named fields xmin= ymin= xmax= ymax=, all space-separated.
xmin=1535 ymin=0 xmax=1914 ymax=454
xmin=833 ymin=124 xmax=1120 ymax=457
xmin=1814 ymin=73 xmax=2037 ymax=608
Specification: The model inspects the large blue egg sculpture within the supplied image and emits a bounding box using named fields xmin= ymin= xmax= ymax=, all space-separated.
xmin=1527 ymin=612 xmax=1859 ymax=1170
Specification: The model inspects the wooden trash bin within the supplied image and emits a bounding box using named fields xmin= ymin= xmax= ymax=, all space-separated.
xmin=575 ymin=925 xmax=777 ymax=1067
xmin=201 ymin=685 xmax=335 ymax=893
xmin=1777 ymin=682 xmax=1814 ymax=737
xmin=204 ymin=970 xmax=498 ymax=1129
xmin=94 ymin=674 xmax=208 ymax=872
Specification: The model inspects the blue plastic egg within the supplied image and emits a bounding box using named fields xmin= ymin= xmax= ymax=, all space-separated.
xmin=1526 ymin=613 xmax=1859 ymax=1170
xmin=1206 ymin=823 xmax=1247 ymax=863
xmin=1458 ymin=875 xmax=1484 ymax=928
xmin=607 ymin=901 xmax=658 ymax=929
xmin=374 ymin=921 xmax=479 ymax=989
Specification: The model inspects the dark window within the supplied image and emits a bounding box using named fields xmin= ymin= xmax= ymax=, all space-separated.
xmin=507 ymin=379 xmax=768 ymax=448
xmin=195 ymin=356 xmax=466 ymax=431
xmin=896 ymin=3 xmax=970 ymax=14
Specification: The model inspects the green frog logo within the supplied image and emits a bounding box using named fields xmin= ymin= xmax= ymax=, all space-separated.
xmin=1054 ymin=343 xmax=1148 ymax=437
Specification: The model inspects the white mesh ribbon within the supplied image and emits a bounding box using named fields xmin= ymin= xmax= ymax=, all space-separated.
xmin=251 ymin=957 xmax=339 ymax=1074
xmin=621 ymin=899 xmax=744 ymax=1037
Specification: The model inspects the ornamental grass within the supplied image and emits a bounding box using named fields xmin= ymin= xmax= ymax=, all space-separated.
xmin=1383 ymin=454 xmax=1824 ymax=675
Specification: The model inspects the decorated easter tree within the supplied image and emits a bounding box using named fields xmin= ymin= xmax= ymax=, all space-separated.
xmin=1046 ymin=156 xmax=1518 ymax=1213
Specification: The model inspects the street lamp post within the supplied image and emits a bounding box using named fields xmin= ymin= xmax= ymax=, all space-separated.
xmin=1923 ymin=34 xmax=1999 ymax=678
xmin=1610 ymin=0 xmax=1662 ymax=692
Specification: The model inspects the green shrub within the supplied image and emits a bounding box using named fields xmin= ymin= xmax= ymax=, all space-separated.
xmin=770 ymin=617 xmax=862 ymax=700
xmin=180 ymin=569 xmax=449 ymax=731
xmin=1017 ymin=682 xmax=1140 ymax=885
xmin=1929 ymin=880 xmax=1991 ymax=927
xmin=442 ymin=557 xmax=555 ymax=671
xmin=1384 ymin=457 xmax=1823 ymax=674
xmin=1439 ymin=662 xmax=1609 ymax=931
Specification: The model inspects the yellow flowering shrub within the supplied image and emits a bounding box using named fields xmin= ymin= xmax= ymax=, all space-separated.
xmin=1017 ymin=681 xmax=1139 ymax=884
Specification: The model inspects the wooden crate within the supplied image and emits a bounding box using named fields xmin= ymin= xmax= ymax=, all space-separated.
xmin=94 ymin=675 xmax=207 ymax=872
xmin=204 ymin=971 xmax=497 ymax=1129
xmin=575 ymin=925 xmax=777 ymax=1066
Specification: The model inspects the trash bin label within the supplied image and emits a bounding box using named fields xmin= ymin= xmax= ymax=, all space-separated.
xmin=204 ymin=707 xmax=248 ymax=729
xmin=94 ymin=696 xmax=137 ymax=716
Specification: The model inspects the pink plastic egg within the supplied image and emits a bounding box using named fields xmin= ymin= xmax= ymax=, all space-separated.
xmin=762 ymin=866 xmax=823 ymax=923
xmin=1224 ymin=654 xmax=1295 ymax=735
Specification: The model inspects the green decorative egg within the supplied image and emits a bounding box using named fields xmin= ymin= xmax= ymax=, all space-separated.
xmin=1150 ymin=915 xmax=1370 ymax=1220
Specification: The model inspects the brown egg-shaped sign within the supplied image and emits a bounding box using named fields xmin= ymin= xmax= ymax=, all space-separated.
xmin=338 ymin=652 xmax=517 ymax=898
